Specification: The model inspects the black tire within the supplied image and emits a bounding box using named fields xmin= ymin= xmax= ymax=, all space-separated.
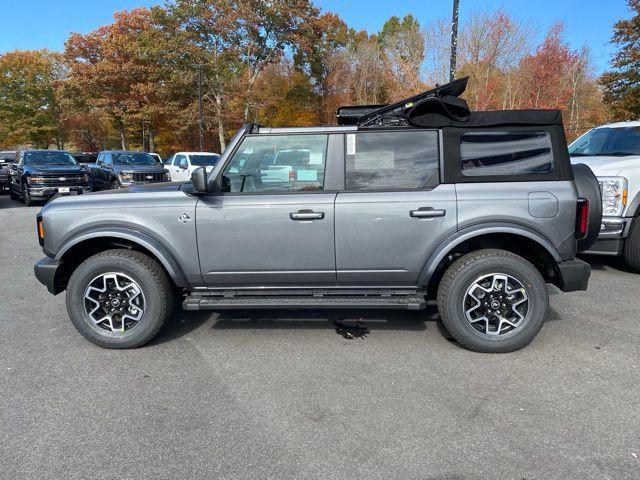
xmin=9 ymin=185 xmax=18 ymax=200
xmin=22 ymin=183 xmax=33 ymax=206
xmin=624 ymin=217 xmax=640 ymax=273
xmin=65 ymin=249 xmax=174 ymax=349
xmin=437 ymin=249 xmax=549 ymax=353
xmin=111 ymin=180 xmax=121 ymax=190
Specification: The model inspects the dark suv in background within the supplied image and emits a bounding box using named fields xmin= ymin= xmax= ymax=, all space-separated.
xmin=90 ymin=151 xmax=171 ymax=190
xmin=9 ymin=150 xmax=91 ymax=206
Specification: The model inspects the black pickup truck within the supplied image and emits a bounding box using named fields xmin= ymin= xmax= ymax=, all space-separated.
xmin=90 ymin=151 xmax=171 ymax=190
xmin=8 ymin=150 xmax=91 ymax=206
xmin=0 ymin=151 xmax=15 ymax=192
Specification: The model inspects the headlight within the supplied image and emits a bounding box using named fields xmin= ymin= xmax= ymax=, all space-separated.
xmin=82 ymin=173 xmax=90 ymax=183
xmin=119 ymin=172 xmax=133 ymax=183
xmin=598 ymin=176 xmax=628 ymax=216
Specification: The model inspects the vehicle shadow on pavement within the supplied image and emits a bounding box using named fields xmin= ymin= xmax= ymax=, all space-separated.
xmin=581 ymin=254 xmax=632 ymax=273
xmin=209 ymin=307 xmax=435 ymax=333
xmin=149 ymin=309 xmax=212 ymax=345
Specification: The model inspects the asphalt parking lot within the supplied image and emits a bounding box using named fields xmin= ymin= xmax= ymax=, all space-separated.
xmin=0 ymin=193 xmax=639 ymax=480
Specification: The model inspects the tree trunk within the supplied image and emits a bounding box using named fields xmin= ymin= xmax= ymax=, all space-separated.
xmin=148 ymin=125 xmax=155 ymax=153
xmin=215 ymin=93 xmax=226 ymax=151
xmin=119 ymin=122 xmax=128 ymax=150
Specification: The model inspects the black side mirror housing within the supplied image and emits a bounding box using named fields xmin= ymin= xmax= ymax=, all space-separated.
xmin=191 ymin=167 xmax=208 ymax=193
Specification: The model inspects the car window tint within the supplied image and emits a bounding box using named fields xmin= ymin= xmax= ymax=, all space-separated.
xmin=345 ymin=131 xmax=439 ymax=190
xmin=222 ymin=135 xmax=328 ymax=193
xmin=461 ymin=131 xmax=553 ymax=176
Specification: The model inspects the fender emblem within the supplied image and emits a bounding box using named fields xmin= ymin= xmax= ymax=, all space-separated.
xmin=178 ymin=213 xmax=192 ymax=223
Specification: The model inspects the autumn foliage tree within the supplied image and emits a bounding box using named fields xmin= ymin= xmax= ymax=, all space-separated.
xmin=0 ymin=3 xmax=615 ymax=152
xmin=0 ymin=50 xmax=66 ymax=149
xmin=601 ymin=0 xmax=640 ymax=119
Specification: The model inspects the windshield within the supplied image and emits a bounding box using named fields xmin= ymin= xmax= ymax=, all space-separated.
xmin=569 ymin=127 xmax=640 ymax=156
xmin=113 ymin=152 xmax=157 ymax=166
xmin=190 ymin=154 xmax=220 ymax=166
xmin=24 ymin=151 xmax=77 ymax=166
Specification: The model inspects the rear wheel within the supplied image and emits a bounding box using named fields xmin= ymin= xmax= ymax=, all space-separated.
xmin=111 ymin=180 xmax=121 ymax=190
xmin=66 ymin=249 xmax=173 ymax=349
xmin=624 ymin=217 xmax=640 ymax=273
xmin=437 ymin=249 xmax=549 ymax=353
xmin=9 ymin=185 xmax=18 ymax=200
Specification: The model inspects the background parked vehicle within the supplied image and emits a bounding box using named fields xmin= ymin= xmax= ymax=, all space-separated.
xmin=9 ymin=150 xmax=91 ymax=206
xmin=149 ymin=152 xmax=163 ymax=165
xmin=34 ymin=79 xmax=601 ymax=353
xmin=90 ymin=151 xmax=171 ymax=190
xmin=166 ymin=152 xmax=220 ymax=182
xmin=0 ymin=151 xmax=16 ymax=193
xmin=570 ymin=121 xmax=640 ymax=272
xmin=73 ymin=152 xmax=98 ymax=166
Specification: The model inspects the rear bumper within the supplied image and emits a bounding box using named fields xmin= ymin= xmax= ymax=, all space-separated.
xmin=34 ymin=257 xmax=63 ymax=295
xmin=556 ymin=258 xmax=591 ymax=292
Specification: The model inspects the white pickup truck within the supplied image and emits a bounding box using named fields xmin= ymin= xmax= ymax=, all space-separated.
xmin=570 ymin=121 xmax=640 ymax=272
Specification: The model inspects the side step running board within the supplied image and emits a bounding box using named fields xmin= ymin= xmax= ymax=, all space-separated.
xmin=183 ymin=293 xmax=427 ymax=311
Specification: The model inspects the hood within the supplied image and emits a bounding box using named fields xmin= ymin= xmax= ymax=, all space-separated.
xmin=28 ymin=165 xmax=84 ymax=174
xmin=40 ymin=181 xmax=187 ymax=214
xmin=570 ymin=155 xmax=640 ymax=177
xmin=113 ymin=164 xmax=167 ymax=173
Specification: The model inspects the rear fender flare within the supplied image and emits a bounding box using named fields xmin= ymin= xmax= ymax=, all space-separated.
xmin=55 ymin=227 xmax=188 ymax=287
xmin=418 ymin=223 xmax=562 ymax=285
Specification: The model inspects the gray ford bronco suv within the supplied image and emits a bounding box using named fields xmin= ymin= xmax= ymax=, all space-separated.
xmin=33 ymin=78 xmax=602 ymax=353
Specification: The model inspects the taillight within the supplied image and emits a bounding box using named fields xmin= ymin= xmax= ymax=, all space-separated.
xmin=576 ymin=198 xmax=589 ymax=239
xmin=289 ymin=170 xmax=296 ymax=182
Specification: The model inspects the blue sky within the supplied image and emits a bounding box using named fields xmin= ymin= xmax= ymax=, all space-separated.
xmin=0 ymin=0 xmax=633 ymax=73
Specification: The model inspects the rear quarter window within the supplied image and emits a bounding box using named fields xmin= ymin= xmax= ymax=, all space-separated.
xmin=460 ymin=131 xmax=553 ymax=176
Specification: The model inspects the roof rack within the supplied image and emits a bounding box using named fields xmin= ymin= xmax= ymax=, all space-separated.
xmin=336 ymin=77 xmax=470 ymax=128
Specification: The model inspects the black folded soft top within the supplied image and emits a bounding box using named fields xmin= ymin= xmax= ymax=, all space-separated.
xmin=336 ymin=77 xmax=563 ymax=129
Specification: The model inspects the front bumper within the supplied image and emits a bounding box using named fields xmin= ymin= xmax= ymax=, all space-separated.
xmin=27 ymin=185 xmax=91 ymax=198
xmin=34 ymin=257 xmax=63 ymax=295
xmin=556 ymin=258 xmax=591 ymax=292
xmin=583 ymin=216 xmax=633 ymax=256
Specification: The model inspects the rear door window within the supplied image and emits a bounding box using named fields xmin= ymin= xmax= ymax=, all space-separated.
xmin=460 ymin=131 xmax=553 ymax=176
xmin=345 ymin=131 xmax=439 ymax=190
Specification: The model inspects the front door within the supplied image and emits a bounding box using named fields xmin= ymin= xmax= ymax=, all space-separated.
xmin=334 ymin=130 xmax=457 ymax=286
xmin=196 ymin=133 xmax=337 ymax=287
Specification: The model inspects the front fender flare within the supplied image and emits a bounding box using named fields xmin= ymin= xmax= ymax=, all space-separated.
xmin=418 ymin=223 xmax=562 ymax=285
xmin=55 ymin=227 xmax=188 ymax=287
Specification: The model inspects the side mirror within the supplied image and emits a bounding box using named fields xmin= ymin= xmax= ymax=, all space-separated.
xmin=179 ymin=163 xmax=188 ymax=170
xmin=191 ymin=167 xmax=208 ymax=193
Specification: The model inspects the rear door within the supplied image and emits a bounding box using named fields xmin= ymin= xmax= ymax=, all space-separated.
xmin=335 ymin=130 xmax=457 ymax=286
xmin=196 ymin=133 xmax=340 ymax=287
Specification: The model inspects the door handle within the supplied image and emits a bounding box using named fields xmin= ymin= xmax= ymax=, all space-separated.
xmin=410 ymin=207 xmax=446 ymax=218
xmin=290 ymin=210 xmax=325 ymax=221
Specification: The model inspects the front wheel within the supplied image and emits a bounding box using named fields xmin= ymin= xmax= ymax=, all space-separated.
xmin=66 ymin=249 xmax=174 ymax=349
xmin=111 ymin=180 xmax=121 ymax=190
xmin=624 ymin=217 xmax=640 ymax=273
xmin=437 ymin=249 xmax=549 ymax=353
xmin=22 ymin=183 xmax=33 ymax=206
